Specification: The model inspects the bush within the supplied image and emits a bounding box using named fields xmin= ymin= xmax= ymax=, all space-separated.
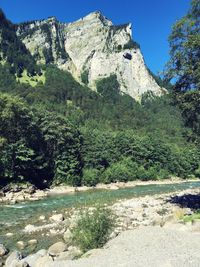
xmin=100 ymin=158 xmax=138 ymax=183
xmin=82 ymin=168 xmax=100 ymax=186
xmin=81 ymin=69 xmax=89 ymax=85
xmin=72 ymin=207 xmax=115 ymax=252
xmin=136 ymin=166 xmax=158 ymax=181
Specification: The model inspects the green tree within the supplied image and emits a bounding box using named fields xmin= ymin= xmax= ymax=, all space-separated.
xmin=38 ymin=111 xmax=83 ymax=186
xmin=165 ymin=0 xmax=200 ymax=91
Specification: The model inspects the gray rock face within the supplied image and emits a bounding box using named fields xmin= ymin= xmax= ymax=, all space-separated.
xmin=17 ymin=11 xmax=165 ymax=99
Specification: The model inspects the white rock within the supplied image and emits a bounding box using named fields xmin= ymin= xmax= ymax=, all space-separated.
xmin=49 ymin=214 xmax=64 ymax=223
xmin=24 ymin=224 xmax=35 ymax=232
xmin=39 ymin=215 xmax=46 ymax=221
xmin=16 ymin=241 xmax=25 ymax=249
xmin=28 ymin=239 xmax=38 ymax=245
xmin=6 ymin=232 xmax=14 ymax=237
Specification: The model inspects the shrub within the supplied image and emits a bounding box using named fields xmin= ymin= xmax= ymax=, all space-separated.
xmin=81 ymin=69 xmax=89 ymax=85
xmin=82 ymin=168 xmax=100 ymax=186
xmin=136 ymin=166 xmax=158 ymax=181
xmin=100 ymin=158 xmax=138 ymax=183
xmin=72 ymin=207 xmax=115 ymax=252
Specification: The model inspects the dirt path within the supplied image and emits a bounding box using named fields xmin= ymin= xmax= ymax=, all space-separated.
xmin=46 ymin=226 xmax=200 ymax=267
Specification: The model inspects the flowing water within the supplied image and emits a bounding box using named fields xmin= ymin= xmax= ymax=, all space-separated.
xmin=0 ymin=181 xmax=200 ymax=253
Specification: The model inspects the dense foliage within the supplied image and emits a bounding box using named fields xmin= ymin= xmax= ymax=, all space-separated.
xmin=0 ymin=94 xmax=82 ymax=187
xmin=0 ymin=62 xmax=199 ymax=188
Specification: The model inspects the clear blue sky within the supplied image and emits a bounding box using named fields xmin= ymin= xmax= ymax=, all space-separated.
xmin=1 ymin=0 xmax=190 ymax=74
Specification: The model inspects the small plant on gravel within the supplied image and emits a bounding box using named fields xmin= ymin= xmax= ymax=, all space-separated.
xmin=72 ymin=206 xmax=115 ymax=252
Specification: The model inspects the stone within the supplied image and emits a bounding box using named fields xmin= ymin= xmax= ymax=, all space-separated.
xmin=16 ymin=241 xmax=25 ymax=249
xmin=0 ymin=244 xmax=8 ymax=257
xmin=49 ymin=229 xmax=57 ymax=235
xmin=24 ymin=224 xmax=35 ymax=232
xmin=56 ymin=248 xmax=81 ymax=261
xmin=49 ymin=214 xmax=64 ymax=223
xmin=21 ymin=253 xmax=42 ymax=267
xmin=48 ymin=241 xmax=68 ymax=256
xmin=63 ymin=229 xmax=72 ymax=244
xmin=5 ymin=251 xmax=22 ymax=267
xmin=36 ymin=249 xmax=47 ymax=257
xmin=28 ymin=239 xmax=38 ymax=246
xmin=39 ymin=215 xmax=46 ymax=221
xmin=6 ymin=232 xmax=14 ymax=237
xmin=34 ymin=255 xmax=53 ymax=267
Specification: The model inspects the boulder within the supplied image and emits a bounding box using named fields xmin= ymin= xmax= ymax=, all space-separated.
xmin=0 ymin=244 xmax=8 ymax=257
xmin=21 ymin=253 xmax=42 ymax=267
xmin=10 ymin=260 xmax=29 ymax=267
xmin=35 ymin=255 xmax=53 ymax=267
xmin=36 ymin=250 xmax=47 ymax=257
xmin=48 ymin=242 xmax=68 ymax=256
xmin=5 ymin=251 xmax=22 ymax=267
xmin=49 ymin=214 xmax=64 ymax=223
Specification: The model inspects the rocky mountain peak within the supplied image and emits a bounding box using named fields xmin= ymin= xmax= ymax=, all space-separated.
xmin=16 ymin=12 xmax=166 ymax=99
xmin=80 ymin=11 xmax=113 ymax=26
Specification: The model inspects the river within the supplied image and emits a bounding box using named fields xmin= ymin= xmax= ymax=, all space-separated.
xmin=0 ymin=180 xmax=200 ymax=253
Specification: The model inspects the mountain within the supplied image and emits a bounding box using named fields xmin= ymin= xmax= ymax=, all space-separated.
xmin=16 ymin=11 xmax=166 ymax=99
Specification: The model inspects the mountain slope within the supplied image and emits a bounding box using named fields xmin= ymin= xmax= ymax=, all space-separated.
xmin=0 ymin=9 xmax=39 ymax=77
xmin=16 ymin=11 xmax=166 ymax=99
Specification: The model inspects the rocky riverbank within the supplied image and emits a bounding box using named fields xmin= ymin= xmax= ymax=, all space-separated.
xmin=0 ymin=184 xmax=47 ymax=204
xmin=1 ymin=187 xmax=200 ymax=266
xmin=0 ymin=178 xmax=198 ymax=204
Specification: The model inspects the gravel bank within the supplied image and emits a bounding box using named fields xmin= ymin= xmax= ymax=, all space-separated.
xmin=46 ymin=226 xmax=200 ymax=267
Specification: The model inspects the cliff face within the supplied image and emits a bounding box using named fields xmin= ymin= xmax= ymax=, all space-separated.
xmin=17 ymin=11 xmax=165 ymax=99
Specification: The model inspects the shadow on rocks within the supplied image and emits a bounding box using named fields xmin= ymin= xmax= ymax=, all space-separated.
xmin=168 ymin=193 xmax=200 ymax=210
